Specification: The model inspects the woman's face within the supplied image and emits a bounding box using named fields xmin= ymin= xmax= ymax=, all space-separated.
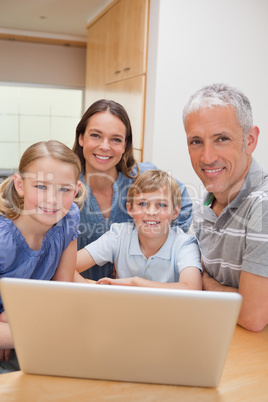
xmin=79 ymin=111 xmax=126 ymax=178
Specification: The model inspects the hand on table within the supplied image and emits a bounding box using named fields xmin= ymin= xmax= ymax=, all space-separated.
xmin=97 ymin=277 xmax=136 ymax=286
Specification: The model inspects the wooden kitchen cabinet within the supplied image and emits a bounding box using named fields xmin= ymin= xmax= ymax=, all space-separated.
xmin=85 ymin=0 xmax=150 ymax=162
xmin=105 ymin=0 xmax=149 ymax=83
xmin=85 ymin=10 xmax=109 ymax=105
xmin=106 ymin=74 xmax=146 ymax=157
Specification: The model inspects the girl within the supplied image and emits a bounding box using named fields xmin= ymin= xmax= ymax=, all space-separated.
xmin=73 ymin=99 xmax=193 ymax=280
xmin=0 ymin=140 xmax=86 ymax=369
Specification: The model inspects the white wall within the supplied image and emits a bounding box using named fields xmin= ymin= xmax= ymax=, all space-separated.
xmin=145 ymin=0 xmax=268 ymax=202
xmin=0 ymin=40 xmax=86 ymax=88
xmin=0 ymin=40 xmax=86 ymax=169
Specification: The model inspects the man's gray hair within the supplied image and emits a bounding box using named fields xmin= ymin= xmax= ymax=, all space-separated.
xmin=182 ymin=83 xmax=253 ymax=136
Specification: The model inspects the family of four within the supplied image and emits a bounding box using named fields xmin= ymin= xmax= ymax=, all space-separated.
xmin=0 ymin=83 xmax=267 ymax=373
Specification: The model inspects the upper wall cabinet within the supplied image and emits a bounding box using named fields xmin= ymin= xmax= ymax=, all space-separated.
xmin=85 ymin=10 xmax=109 ymax=103
xmin=105 ymin=0 xmax=149 ymax=83
xmin=85 ymin=0 xmax=150 ymax=161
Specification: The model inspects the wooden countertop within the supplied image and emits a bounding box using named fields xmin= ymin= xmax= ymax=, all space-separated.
xmin=0 ymin=324 xmax=267 ymax=401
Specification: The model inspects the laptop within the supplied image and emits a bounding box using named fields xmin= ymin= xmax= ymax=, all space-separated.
xmin=0 ymin=277 xmax=242 ymax=387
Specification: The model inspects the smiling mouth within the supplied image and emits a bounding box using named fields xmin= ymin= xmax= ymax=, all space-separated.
xmin=203 ymin=167 xmax=224 ymax=173
xmin=94 ymin=154 xmax=112 ymax=161
xmin=39 ymin=207 xmax=59 ymax=214
xmin=143 ymin=220 xmax=160 ymax=225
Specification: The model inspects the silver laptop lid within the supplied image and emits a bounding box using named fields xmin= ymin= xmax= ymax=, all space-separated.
xmin=0 ymin=278 xmax=242 ymax=387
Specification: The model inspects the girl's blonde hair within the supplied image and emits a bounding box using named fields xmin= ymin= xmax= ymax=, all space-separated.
xmin=0 ymin=140 xmax=87 ymax=220
xmin=127 ymin=170 xmax=181 ymax=209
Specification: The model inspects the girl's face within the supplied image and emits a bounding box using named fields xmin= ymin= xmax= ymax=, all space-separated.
xmin=78 ymin=112 xmax=126 ymax=178
xmin=14 ymin=157 xmax=80 ymax=229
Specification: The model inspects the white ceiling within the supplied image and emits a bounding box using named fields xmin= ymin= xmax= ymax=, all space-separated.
xmin=0 ymin=0 xmax=114 ymax=40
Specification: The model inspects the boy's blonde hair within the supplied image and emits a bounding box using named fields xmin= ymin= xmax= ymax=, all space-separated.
xmin=0 ymin=140 xmax=87 ymax=220
xmin=127 ymin=170 xmax=181 ymax=209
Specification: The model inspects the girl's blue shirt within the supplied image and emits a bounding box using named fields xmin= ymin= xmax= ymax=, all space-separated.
xmin=0 ymin=202 xmax=80 ymax=313
xmin=78 ymin=162 xmax=193 ymax=280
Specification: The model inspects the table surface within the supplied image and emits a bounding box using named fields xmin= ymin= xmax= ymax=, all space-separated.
xmin=0 ymin=324 xmax=267 ymax=402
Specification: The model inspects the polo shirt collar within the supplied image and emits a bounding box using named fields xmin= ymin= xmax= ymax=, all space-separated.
xmin=129 ymin=226 xmax=174 ymax=260
xmin=203 ymin=158 xmax=266 ymax=211
xmin=129 ymin=226 xmax=143 ymax=256
xmin=229 ymin=158 xmax=267 ymax=209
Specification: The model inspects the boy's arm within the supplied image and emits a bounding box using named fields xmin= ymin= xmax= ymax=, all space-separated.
xmin=73 ymin=269 xmax=90 ymax=283
xmin=76 ymin=248 xmax=96 ymax=274
xmin=97 ymin=267 xmax=202 ymax=290
xmin=52 ymin=241 xmax=97 ymax=282
xmin=52 ymin=239 xmax=78 ymax=282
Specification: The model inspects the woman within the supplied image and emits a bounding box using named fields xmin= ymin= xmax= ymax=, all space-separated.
xmin=73 ymin=99 xmax=192 ymax=280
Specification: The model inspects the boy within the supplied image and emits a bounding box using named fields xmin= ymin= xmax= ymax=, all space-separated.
xmin=76 ymin=170 xmax=202 ymax=290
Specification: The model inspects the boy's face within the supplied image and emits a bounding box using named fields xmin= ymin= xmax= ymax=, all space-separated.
xmin=126 ymin=189 xmax=180 ymax=240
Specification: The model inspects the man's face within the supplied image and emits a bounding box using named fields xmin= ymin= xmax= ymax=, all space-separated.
xmin=185 ymin=106 xmax=256 ymax=204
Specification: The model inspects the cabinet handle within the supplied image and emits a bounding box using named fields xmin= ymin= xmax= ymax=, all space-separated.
xmin=123 ymin=67 xmax=131 ymax=71
xmin=114 ymin=70 xmax=121 ymax=74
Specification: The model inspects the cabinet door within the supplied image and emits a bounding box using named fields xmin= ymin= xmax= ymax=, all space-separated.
xmin=105 ymin=75 xmax=146 ymax=152
xmin=106 ymin=0 xmax=149 ymax=83
xmin=85 ymin=11 xmax=109 ymax=107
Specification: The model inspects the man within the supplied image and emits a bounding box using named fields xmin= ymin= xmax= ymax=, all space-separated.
xmin=183 ymin=83 xmax=268 ymax=332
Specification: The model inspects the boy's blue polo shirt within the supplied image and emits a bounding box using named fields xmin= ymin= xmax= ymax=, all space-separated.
xmin=85 ymin=222 xmax=202 ymax=282
xmin=78 ymin=162 xmax=193 ymax=281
